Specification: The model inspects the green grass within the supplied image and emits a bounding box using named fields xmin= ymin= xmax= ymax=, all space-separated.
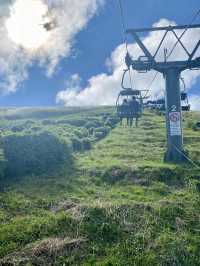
xmin=0 ymin=108 xmax=200 ymax=265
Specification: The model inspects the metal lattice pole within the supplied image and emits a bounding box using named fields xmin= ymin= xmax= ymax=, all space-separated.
xmin=125 ymin=24 xmax=200 ymax=163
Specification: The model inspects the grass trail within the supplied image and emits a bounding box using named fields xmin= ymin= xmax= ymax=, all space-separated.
xmin=0 ymin=110 xmax=200 ymax=265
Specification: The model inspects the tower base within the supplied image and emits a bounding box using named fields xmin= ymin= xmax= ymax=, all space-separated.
xmin=164 ymin=149 xmax=188 ymax=164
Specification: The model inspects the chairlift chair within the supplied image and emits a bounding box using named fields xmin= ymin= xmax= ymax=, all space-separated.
xmin=116 ymin=88 xmax=142 ymax=118
xmin=116 ymin=69 xmax=149 ymax=119
xmin=180 ymin=77 xmax=190 ymax=111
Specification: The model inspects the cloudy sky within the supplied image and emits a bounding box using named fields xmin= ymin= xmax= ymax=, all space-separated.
xmin=0 ymin=0 xmax=200 ymax=109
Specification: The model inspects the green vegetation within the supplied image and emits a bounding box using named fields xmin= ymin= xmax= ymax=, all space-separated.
xmin=0 ymin=107 xmax=199 ymax=265
xmin=2 ymin=132 xmax=72 ymax=177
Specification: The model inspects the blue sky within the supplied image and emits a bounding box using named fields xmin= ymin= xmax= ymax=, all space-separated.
xmin=0 ymin=0 xmax=200 ymax=107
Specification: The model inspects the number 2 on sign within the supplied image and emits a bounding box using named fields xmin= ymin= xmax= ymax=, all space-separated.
xmin=171 ymin=105 xmax=177 ymax=112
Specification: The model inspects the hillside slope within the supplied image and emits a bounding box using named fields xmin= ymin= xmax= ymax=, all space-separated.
xmin=0 ymin=108 xmax=200 ymax=265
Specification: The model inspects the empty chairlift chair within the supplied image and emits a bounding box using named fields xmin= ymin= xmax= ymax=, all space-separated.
xmin=180 ymin=78 xmax=190 ymax=111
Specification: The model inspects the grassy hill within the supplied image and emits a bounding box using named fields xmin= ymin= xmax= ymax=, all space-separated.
xmin=0 ymin=107 xmax=199 ymax=265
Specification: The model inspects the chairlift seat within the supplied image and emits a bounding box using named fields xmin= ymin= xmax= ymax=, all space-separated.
xmin=182 ymin=105 xmax=190 ymax=111
xmin=119 ymin=89 xmax=140 ymax=96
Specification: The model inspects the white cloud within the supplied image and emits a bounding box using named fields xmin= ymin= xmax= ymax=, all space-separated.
xmin=57 ymin=18 xmax=200 ymax=109
xmin=0 ymin=0 xmax=104 ymax=93
xmin=189 ymin=95 xmax=200 ymax=110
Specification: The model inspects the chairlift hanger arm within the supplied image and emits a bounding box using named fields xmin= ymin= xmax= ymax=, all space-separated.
xmin=131 ymin=32 xmax=155 ymax=63
xmin=121 ymin=69 xmax=129 ymax=89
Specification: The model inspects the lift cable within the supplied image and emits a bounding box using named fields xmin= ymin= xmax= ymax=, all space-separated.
xmin=118 ymin=0 xmax=133 ymax=90
xmin=146 ymin=7 xmax=200 ymax=94
xmin=172 ymin=144 xmax=200 ymax=169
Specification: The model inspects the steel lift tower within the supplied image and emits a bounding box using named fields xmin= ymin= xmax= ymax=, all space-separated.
xmin=125 ymin=24 xmax=200 ymax=163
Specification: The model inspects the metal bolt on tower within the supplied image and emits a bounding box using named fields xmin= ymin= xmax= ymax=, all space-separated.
xmin=125 ymin=24 xmax=200 ymax=163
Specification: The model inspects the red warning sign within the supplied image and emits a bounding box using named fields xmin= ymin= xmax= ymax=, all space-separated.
xmin=169 ymin=112 xmax=180 ymax=123
xmin=169 ymin=112 xmax=181 ymax=136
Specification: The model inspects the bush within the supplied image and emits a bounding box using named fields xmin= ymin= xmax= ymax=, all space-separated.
xmin=94 ymin=126 xmax=110 ymax=140
xmin=71 ymin=137 xmax=82 ymax=152
xmin=73 ymin=128 xmax=89 ymax=138
xmin=11 ymin=125 xmax=24 ymax=132
xmin=31 ymin=126 xmax=41 ymax=132
xmin=94 ymin=131 xmax=105 ymax=140
xmin=42 ymin=120 xmax=56 ymax=126
xmin=85 ymin=120 xmax=102 ymax=129
xmin=2 ymin=132 xmax=72 ymax=177
xmin=95 ymin=126 xmax=110 ymax=134
xmin=80 ymin=128 xmax=89 ymax=138
xmin=82 ymin=138 xmax=92 ymax=150
xmin=105 ymin=116 xmax=119 ymax=128
xmin=88 ymin=127 xmax=94 ymax=135
xmin=65 ymin=119 xmax=87 ymax=127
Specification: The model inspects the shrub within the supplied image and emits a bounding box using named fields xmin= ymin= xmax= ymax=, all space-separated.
xmin=73 ymin=128 xmax=89 ymax=138
xmin=11 ymin=125 xmax=24 ymax=132
xmin=95 ymin=126 xmax=110 ymax=134
xmin=42 ymin=120 xmax=56 ymax=126
xmin=71 ymin=137 xmax=82 ymax=152
xmin=66 ymin=119 xmax=87 ymax=127
xmin=88 ymin=127 xmax=94 ymax=135
xmin=2 ymin=132 xmax=72 ymax=177
xmin=31 ymin=126 xmax=41 ymax=132
xmin=85 ymin=120 xmax=102 ymax=129
xmin=94 ymin=126 xmax=110 ymax=140
xmin=105 ymin=116 xmax=119 ymax=128
xmin=82 ymin=138 xmax=92 ymax=150
xmin=94 ymin=131 xmax=105 ymax=140
xmin=80 ymin=128 xmax=89 ymax=138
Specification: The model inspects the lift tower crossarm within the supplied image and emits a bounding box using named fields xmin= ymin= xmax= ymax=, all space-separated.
xmin=188 ymin=40 xmax=200 ymax=61
xmin=131 ymin=32 xmax=155 ymax=63
xmin=125 ymin=23 xmax=200 ymax=163
xmin=126 ymin=59 xmax=200 ymax=72
xmin=126 ymin=23 xmax=200 ymax=33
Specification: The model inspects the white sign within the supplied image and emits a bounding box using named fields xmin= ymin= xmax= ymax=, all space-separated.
xmin=169 ymin=112 xmax=181 ymax=136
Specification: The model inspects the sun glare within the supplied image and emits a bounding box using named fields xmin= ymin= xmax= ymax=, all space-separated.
xmin=6 ymin=0 xmax=51 ymax=50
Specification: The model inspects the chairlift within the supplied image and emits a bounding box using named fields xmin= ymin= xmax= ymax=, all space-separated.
xmin=180 ymin=77 xmax=190 ymax=111
xmin=116 ymin=89 xmax=142 ymax=119
xmin=145 ymin=98 xmax=165 ymax=112
xmin=116 ymin=69 xmax=148 ymax=119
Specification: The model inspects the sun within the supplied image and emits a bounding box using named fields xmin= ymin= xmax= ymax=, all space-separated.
xmin=6 ymin=0 xmax=51 ymax=50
